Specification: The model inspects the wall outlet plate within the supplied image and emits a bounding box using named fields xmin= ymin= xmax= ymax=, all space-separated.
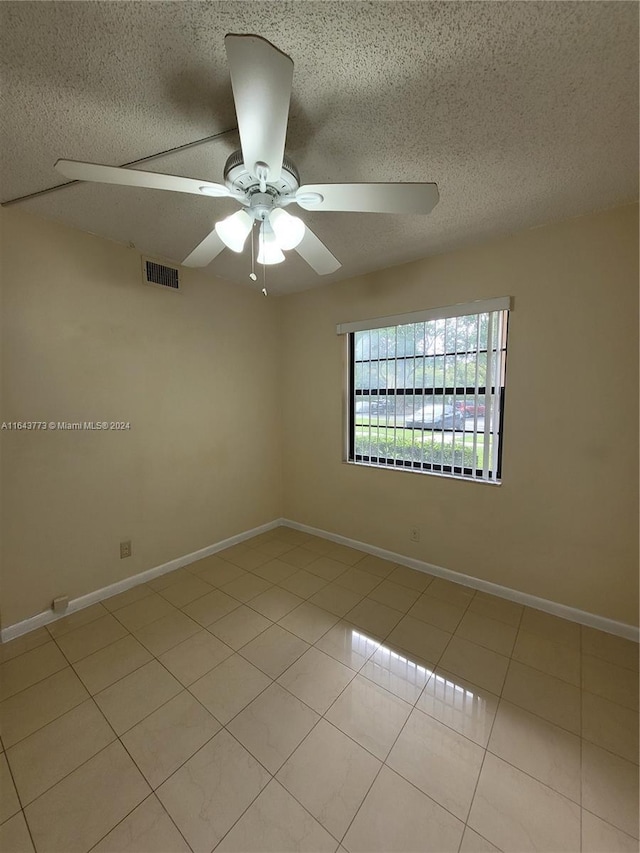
xmin=410 ymin=527 xmax=420 ymax=542
xmin=120 ymin=540 xmax=132 ymax=559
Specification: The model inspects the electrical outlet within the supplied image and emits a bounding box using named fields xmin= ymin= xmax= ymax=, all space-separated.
xmin=120 ymin=540 xmax=132 ymax=559
xmin=410 ymin=527 xmax=420 ymax=542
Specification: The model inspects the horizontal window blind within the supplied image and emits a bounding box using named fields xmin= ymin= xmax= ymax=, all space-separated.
xmin=346 ymin=300 xmax=510 ymax=483
xmin=337 ymin=297 xmax=511 ymax=336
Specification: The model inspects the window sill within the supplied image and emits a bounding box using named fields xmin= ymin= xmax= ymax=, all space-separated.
xmin=343 ymin=459 xmax=502 ymax=486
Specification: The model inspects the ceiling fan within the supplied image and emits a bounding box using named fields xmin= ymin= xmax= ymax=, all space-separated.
xmin=55 ymin=34 xmax=440 ymax=277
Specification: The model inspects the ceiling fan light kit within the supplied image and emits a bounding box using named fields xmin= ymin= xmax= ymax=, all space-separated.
xmin=257 ymin=221 xmax=285 ymax=265
xmin=269 ymin=208 xmax=305 ymax=250
xmin=214 ymin=209 xmax=253 ymax=252
xmin=53 ymin=33 xmax=439 ymax=283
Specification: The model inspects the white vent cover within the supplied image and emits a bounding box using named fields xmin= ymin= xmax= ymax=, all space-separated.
xmin=142 ymin=257 xmax=180 ymax=291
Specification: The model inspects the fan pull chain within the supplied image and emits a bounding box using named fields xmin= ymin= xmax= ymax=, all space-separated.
xmin=249 ymin=221 xmax=257 ymax=281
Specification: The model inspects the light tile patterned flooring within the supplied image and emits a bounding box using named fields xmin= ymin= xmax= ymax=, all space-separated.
xmin=1 ymin=527 xmax=638 ymax=852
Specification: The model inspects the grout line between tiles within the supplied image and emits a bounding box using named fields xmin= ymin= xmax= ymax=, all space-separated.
xmin=485 ymin=659 xmax=636 ymax=766
xmin=453 ymin=592 xmax=526 ymax=852
xmin=2 ymin=742 xmax=25 ymax=818
xmin=482 ymin=745 xmax=582 ymax=806
xmin=332 ymin=596 xmax=477 ymax=848
xmin=19 ymin=808 xmax=39 ymax=853
xmin=84 ymin=791 xmax=195 ymax=853
xmin=153 ymin=793 xmax=197 ymax=853
xmin=188 ymin=722 xmax=297 ymax=849
xmin=508 ymin=650 xmax=581 ymax=689
xmin=0 ymin=662 xmax=93 ymax=747
xmin=579 ymin=613 xmax=584 ymax=852
xmin=201 ymin=615 xmax=392 ymax=846
xmin=580 ymin=806 xmax=640 ymax=845
xmin=58 ymin=645 xmax=274 ymax=851
xmin=5 ymin=538 xmax=638 ymax=852
xmin=11 ymin=682 xmax=142 ymax=818
xmin=0 ymin=650 xmax=69 ymax=705
xmin=44 ymin=603 xmax=109 ymax=640
xmin=18 ymin=739 xmax=119 ymax=818
xmin=3 ymin=584 xmax=634 ymax=766
xmin=5 ymin=611 xmax=223 ymax=748
xmin=75 ymin=653 xmax=154 ymax=695
xmin=216 ymin=647 xmax=375 ymax=848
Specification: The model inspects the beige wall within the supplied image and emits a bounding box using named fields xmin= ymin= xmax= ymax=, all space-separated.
xmin=2 ymin=204 xmax=637 ymax=629
xmin=280 ymin=204 xmax=639 ymax=626
xmin=0 ymin=209 xmax=282 ymax=626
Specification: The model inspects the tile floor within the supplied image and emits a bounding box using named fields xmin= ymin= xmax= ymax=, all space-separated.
xmin=1 ymin=526 xmax=638 ymax=852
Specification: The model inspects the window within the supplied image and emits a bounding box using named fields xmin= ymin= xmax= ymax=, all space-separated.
xmin=339 ymin=298 xmax=510 ymax=483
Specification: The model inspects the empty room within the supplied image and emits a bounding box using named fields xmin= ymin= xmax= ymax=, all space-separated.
xmin=0 ymin=2 xmax=638 ymax=852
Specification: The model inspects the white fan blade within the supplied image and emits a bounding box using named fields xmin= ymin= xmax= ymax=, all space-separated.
xmin=182 ymin=228 xmax=226 ymax=267
xmin=55 ymin=160 xmax=230 ymax=198
xmin=296 ymin=182 xmax=439 ymax=214
xmin=294 ymin=224 xmax=341 ymax=275
xmin=225 ymin=34 xmax=293 ymax=182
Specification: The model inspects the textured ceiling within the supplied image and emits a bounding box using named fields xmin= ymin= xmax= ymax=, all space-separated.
xmin=1 ymin=1 xmax=638 ymax=294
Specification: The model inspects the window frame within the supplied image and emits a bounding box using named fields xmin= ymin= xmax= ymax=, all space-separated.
xmin=343 ymin=301 xmax=510 ymax=484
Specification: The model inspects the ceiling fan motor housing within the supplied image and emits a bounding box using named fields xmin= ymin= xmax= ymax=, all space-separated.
xmin=249 ymin=191 xmax=278 ymax=220
xmin=223 ymin=149 xmax=300 ymax=202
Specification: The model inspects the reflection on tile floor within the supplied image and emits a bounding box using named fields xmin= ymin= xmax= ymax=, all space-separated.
xmin=1 ymin=527 xmax=638 ymax=852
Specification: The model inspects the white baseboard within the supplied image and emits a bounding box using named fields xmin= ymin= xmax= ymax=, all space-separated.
xmin=2 ymin=516 xmax=637 ymax=645
xmin=281 ymin=519 xmax=640 ymax=643
xmin=0 ymin=519 xmax=283 ymax=643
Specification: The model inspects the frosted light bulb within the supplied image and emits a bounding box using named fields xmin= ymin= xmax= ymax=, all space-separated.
xmin=269 ymin=208 xmax=305 ymax=250
xmin=257 ymin=224 xmax=285 ymax=265
xmin=214 ymin=210 xmax=253 ymax=252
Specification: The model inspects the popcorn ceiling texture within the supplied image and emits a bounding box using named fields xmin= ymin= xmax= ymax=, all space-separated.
xmin=1 ymin=1 xmax=637 ymax=293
